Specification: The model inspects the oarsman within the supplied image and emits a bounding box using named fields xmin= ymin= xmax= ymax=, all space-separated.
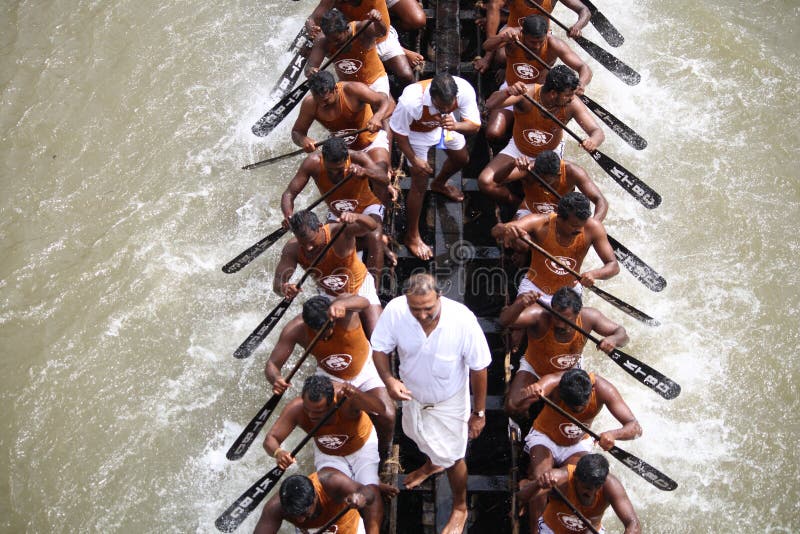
xmin=479 ymin=65 xmax=604 ymax=190
xmin=389 ymin=73 xmax=481 ymax=260
xmin=306 ymin=0 xmax=421 ymax=86
xmin=487 ymin=150 xmax=607 ymax=221
xmin=273 ymin=210 xmax=383 ymax=335
xmin=306 ymin=9 xmax=390 ymax=96
xmin=264 ymin=375 xmax=397 ymax=497
xmin=264 ymin=295 xmax=395 ymax=464
xmin=254 ymin=468 xmax=383 ymax=534
xmin=515 ymin=370 xmax=642 ymax=533
xmin=281 ymin=138 xmax=393 ymax=279
xmin=292 ymin=71 xmax=395 ymax=194
xmin=371 ymin=273 xmax=491 ymax=534
xmin=518 ymin=454 xmax=641 ymax=534
xmin=499 ymin=287 xmax=628 ymax=420
xmin=482 ymin=15 xmax=592 ymax=147
xmin=490 ymin=192 xmax=618 ymax=302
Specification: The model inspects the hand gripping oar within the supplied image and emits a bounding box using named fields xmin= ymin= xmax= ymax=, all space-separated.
xmin=215 ymin=394 xmax=349 ymax=532
xmin=222 ymin=171 xmax=356 ymax=274
xmin=252 ymin=20 xmax=375 ymax=138
xmin=535 ymin=297 xmax=679 ymax=398
xmin=232 ymin=223 xmax=349 ymax=359
xmin=520 ymin=92 xmax=661 ymax=209
xmin=242 ymin=127 xmax=370 ymax=170
xmin=518 ymin=234 xmax=660 ymax=326
xmin=579 ymin=0 xmax=624 ymax=48
xmin=512 ymin=39 xmax=646 ymax=150
xmin=550 ymin=487 xmax=601 ymax=534
xmin=226 ymin=318 xmax=334 ymax=461
xmin=524 ymin=0 xmax=639 ymax=85
xmin=527 ymin=169 xmax=665 ymax=292
xmin=312 ymin=505 xmax=352 ymax=534
xmin=538 ymin=395 xmax=678 ymax=490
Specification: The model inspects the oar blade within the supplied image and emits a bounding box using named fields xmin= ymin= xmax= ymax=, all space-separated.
xmin=589 ymin=10 xmax=624 ymax=48
xmin=608 ymin=446 xmax=678 ymax=491
xmin=233 ymin=299 xmax=293 ymax=359
xmin=588 ymin=285 xmax=660 ymax=326
xmin=268 ymin=33 xmax=311 ymax=103
xmin=589 ymin=150 xmax=662 ymax=209
xmin=226 ymin=395 xmax=283 ymax=461
xmin=215 ymin=468 xmax=285 ymax=532
xmin=608 ymin=347 xmax=681 ymax=400
xmin=574 ymin=36 xmax=640 ymax=86
xmin=252 ymin=83 xmax=309 ymax=138
xmin=579 ymin=95 xmax=647 ymax=150
xmin=607 ymin=235 xmax=666 ymax=292
xmin=222 ymin=227 xmax=289 ymax=274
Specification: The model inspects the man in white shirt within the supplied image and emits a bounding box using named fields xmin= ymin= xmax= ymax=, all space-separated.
xmin=371 ymin=273 xmax=491 ymax=534
xmin=389 ymin=73 xmax=482 ymax=260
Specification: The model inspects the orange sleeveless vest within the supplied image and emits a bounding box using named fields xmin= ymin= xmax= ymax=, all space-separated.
xmin=317 ymin=83 xmax=378 ymax=151
xmin=512 ymin=84 xmax=568 ymax=157
xmin=526 ymin=212 xmax=588 ymax=294
xmin=520 ymin=160 xmax=570 ymax=214
xmin=533 ymin=373 xmax=600 ymax=446
xmin=408 ymin=79 xmax=445 ymax=133
xmin=329 ymin=22 xmax=386 ymax=85
xmin=299 ymin=394 xmax=374 ymax=456
xmin=337 ymin=0 xmax=391 ymax=44
xmin=524 ymin=313 xmax=587 ymax=376
xmin=304 ymin=320 xmax=371 ymax=380
xmin=508 ymin=0 xmax=556 ymax=29
xmin=298 ymin=224 xmax=367 ymax=296
xmin=292 ymin=472 xmax=362 ymax=533
xmin=315 ymin=155 xmax=381 ymax=216
xmin=542 ymin=464 xmax=608 ymax=534
xmin=505 ymin=37 xmax=551 ymax=86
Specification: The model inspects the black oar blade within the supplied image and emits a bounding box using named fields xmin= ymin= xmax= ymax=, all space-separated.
xmin=589 ymin=150 xmax=661 ymax=209
xmin=574 ymin=36 xmax=640 ymax=86
xmin=268 ymin=35 xmax=310 ymax=103
xmin=226 ymin=395 xmax=283 ymax=461
xmin=215 ymin=468 xmax=284 ymax=532
xmin=588 ymin=285 xmax=660 ymax=326
xmin=607 ymin=235 xmax=666 ymax=292
xmin=608 ymin=446 xmax=678 ymax=491
xmin=222 ymin=227 xmax=288 ymax=274
xmin=609 ymin=347 xmax=680 ymax=400
xmin=241 ymin=148 xmax=304 ymax=170
xmin=579 ymin=95 xmax=647 ymax=150
xmin=589 ymin=10 xmax=624 ymax=48
xmin=233 ymin=299 xmax=293 ymax=359
xmin=252 ymin=83 xmax=309 ymax=137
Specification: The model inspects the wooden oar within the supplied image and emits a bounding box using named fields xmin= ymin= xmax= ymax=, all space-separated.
xmin=518 ymin=234 xmax=660 ymax=326
xmin=267 ymin=27 xmax=313 ymax=103
xmin=538 ymin=395 xmax=678 ymax=490
xmin=232 ymin=223 xmax=349 ymax=359
xmin=527 ymin=169 xmax=665 ymax=292
xmin=520 ymin=92 xmax=661 ymax=209
xmin=226 ymin=318 xmax=333 ymax=461
xmin=242 ymin=127 xmax=370 ymax=170
xmin=222 ymin=171 xmax=356 ymax=274
xmin=535 ymin=297 xmax=679 ymax=398
xmin=550 ymin=486 xmax=601 ymax=534
xmin=524 ymin=0 xmax=639 ymax=85
xmin=512 ymin=39 xmax=646 ymax=150
xmin=580 ymin=0 xmax=624 ymax=48
xmin=215 ymin=395 xmax=348 ymax=533
xmin=312 ymin=505 xmax=352 ymax=534
xmin=252 ymin=20 xmax=375 ymax=137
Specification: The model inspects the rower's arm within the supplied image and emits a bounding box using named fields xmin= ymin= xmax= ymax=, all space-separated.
xmin=351 ymin=82 xmax=395 ymax=123
xmin=291 ymin=97 xmax=319 ymax=151
xmin=303 ymin=35 xmax=327 ymax=77
xmin=264 ymin=317 xmax=304 ymax=393
xmin=572 ymin=98 xmax=605 ymax=152
xmin=498 ymin=292 xmax=542 ymax=328
xmin=263 ymin=399 xmax=302 ymax=462
xmin=582 ymin=220 xmax=619 ymax=283
xmin=597 ymin=376 xmax=642 ymax=446
xmin=306 ymin=0 xmax=334 ymax=29
xmin=485 ymin=84 xmax=524 ymax=110
xmin=567 ymin=161 xmax=607 ymax=221
xmin=351 ymin=150 xmax=390 ymax=186
xmin=606 ymin=474 xmax=642 ymax=534
xmin=581 ymin=307 xmax=628 ymax=353
xmin=339 ymin=212 xmax=378 ymax=238
xmin=281 ymin=158 xmax=315 ymax=220
xmin=560 ymin=0 xmax=592 ymax=37
xmin=550 ymin=35 xmax=592 ymax=91
xmin=484 ymin=0 xmax=504 ymax=38
xmin=253 ymin=495 xmax=285 ymax=534
xmin=273 ymin=241 xmax=300 ymax=296
xmin=337 ymin=382 xmax=383 ymax=417
xmin=363 ymin=10 xmax=387 ymax=39
xmin=483 ymin=26 xmax=517 ymax=52
xmin=323 ymin=469 xmax=383 ymax=534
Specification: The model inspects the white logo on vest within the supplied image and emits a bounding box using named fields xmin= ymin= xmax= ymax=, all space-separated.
xmin=317 ymin=434 xmax=350 ymax=450
xmin=322 ymin=353 xmax=353 ymax=371
xmin=336 ymin=59 xmax=363 ymax=75
xmin=523 ymin=128 xmax=554 ymax=146
xmin=559 ymin=422 xmax=585 ymax=440
xmin=513 ymin=63 xmax=540 ymax=80
xmin=533 ymin=202 xmax=557 ymax=214
xmin=330 ymin=199 xmax=359 ymax=213
xmin=545 ymin=256 xmax=576 ymax=276
xmin=557 ymin=512 xmax=587 ymax=532
xmin=551 ymin=353 xmax=581 ymax=370
xmin=320 ymin=274 xmax=350 ymax=292
xmin=333 ymin=128 xmax=359 ymax=146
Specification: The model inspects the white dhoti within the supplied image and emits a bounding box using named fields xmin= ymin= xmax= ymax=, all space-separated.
xmin=401 ymin=381 xmax=470 ymax=469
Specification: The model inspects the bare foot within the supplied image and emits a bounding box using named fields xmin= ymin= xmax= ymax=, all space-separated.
xmin=403 ymin=460 xmax=444 ymax=489
xmin=441 ymin=506 xmax=468 ymax=534
xmin=404 ymin=48 xmax=424 ymax=70
xmin=430 ymin=181 xmax=464 ymax=202
xmin=378 ymin=482 xmax=400 ymax=498
xmin=404 ymin=234 xmax=433 ymax=261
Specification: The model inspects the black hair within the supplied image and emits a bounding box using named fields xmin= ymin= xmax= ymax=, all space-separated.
xmin=302 ymin=296 xmax=331 ymax=330
xmin=429 ymin=73 xmax=458 ymax=105
xmin=302 ymin=374 xmax=335 ymax=404
xmin=289 ymin=210 xmax=322 ymax=238
xmin=532 ymin=150 xmax=561 ymax=177
xmin=309 ymin=71 xmax=336 ymax=96
xmin=279 ymin=475 xmax=316 ymax=516
xmin=556 ymin=191 xmax=592 ymax=221
xmin=575 ymin=453 xmax=609 ymax=487
xmin=321 ymin=137 xmax=349 ymax=163
xmin=559 ymin=369 xmax=593 ymax=409
xmin=321 ymin=8 xmax=349 ymax=36
xmin=543 ymin=64 xmax=579 ymax=93
xmin=521 ymin=15 xmax=548 ymax=38
xmin=551 ymin=286 xmax=582 ymax=314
